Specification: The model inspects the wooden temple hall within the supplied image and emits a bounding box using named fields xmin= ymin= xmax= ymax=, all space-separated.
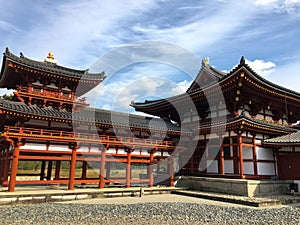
xmin=0 ymin=49 xmax=183 ymax=192
xmin=1 ymin=48 xmax=300 ymax=193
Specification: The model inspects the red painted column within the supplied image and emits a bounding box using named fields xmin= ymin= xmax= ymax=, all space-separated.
xmin=238 ymin=135 xmax=244 ymax=178
xmin=54 ymin=161 xmax=61 ymax=180
xmin=252 ymin=136 xmax=258 ymax=177
xmin=126 ymin=149 xmax=133 ymax=188
xmin=99 ymin=146 xmax=107 ymax=189
xmin=219 ymin=136 xmax=225 ymax=175
xmin=8 ymin=142 xmax=21 ymax=192
xmin=68 ymin=145 xmax=78 ymax=190
xmin=149 ymin=151 xmax=154 ymax=187
xmin=219 ymin=147 xmax=225 ymax=175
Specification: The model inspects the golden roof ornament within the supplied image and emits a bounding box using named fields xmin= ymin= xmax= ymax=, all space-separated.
xmin=202 ymin=57 xmax=209 ymax=66
xmin=44 ymin=52 xmax=57 ymax=64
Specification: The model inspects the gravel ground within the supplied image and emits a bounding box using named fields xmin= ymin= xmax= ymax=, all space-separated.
xmin=0 ymin=194 xmax=299 ymax=225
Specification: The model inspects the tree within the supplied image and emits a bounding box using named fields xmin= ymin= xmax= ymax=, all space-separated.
xmin=0 ymin=94 xmax=13 ymax=100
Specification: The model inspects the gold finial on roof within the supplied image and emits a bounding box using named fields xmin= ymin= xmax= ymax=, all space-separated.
xmin=48 ymin=52 xmax=54 ymax=59
xmin=204 ymin=57 xmax=209 ymax=64
xmin=201 ymin=57 xmax=210 ymax=66
xmin=44 ymin=52 xmax=57 ymax=64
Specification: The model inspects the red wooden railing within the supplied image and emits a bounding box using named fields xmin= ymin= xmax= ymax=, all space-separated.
xmin=3 ymin=126 xmax=174 ymax=149
xmin=15 ymin=85 xmax=87 ymax=104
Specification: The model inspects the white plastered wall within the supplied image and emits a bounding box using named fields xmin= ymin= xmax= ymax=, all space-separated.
xmin=257 ymin=147 xmax=275 ymax=175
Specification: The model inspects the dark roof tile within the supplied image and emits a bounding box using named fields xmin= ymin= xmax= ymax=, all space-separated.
xmin=0 ymin=99 xmax=181 ymax=132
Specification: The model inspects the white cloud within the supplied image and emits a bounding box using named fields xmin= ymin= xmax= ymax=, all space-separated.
xmin=1 ymin=0 xmax=161 ymax=67
xmin=255 ymin=0 xmax=300 ymax=13
xmin=255 ymin=0 xmax=278 ymax=5
xmin=85 ymin=61 xmax=193 ymax=113
xmin=170 ymin=80 xmax=192 ymax=96
xmin=130 ymin=1 xmax=259 ymax=52
xmin=0 ymin=89 xmax=13 ymax=97
xmin=246 ymin=59 xmax=276 ymax=76
xmin=266 ymin=58 xmax=300 ymax=92
xmin=87 ymin=75 xmax=187 ymax=113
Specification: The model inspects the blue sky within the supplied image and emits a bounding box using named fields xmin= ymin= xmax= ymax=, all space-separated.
xmin=0 ymin=0 xmax=300 ymax=113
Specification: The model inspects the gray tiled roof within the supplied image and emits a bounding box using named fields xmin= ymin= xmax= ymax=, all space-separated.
xmin=263 ymin=130 xmax=300 ymax=144
xmin=2 ymin=48 xmax=105 ymax=80
xmin=0 ymin=99 xmax=181 ymax=132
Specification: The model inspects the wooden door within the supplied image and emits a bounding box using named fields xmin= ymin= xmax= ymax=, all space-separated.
xmin=277 ymin=153 xmax=300 ymax=180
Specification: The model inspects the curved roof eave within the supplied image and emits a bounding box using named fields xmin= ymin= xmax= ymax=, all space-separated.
xmin=132 ymin=56 xmax=300 ymax=111
xmin=1 ymin=48 xmax=105 ymax=80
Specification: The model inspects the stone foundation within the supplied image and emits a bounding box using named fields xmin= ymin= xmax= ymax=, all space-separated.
xmin=176 ymin=176 xmax=293 ymax=197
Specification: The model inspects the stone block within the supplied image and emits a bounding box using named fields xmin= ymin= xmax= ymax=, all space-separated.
xmin=18 ymin=197 xmax=33 ymax=201
xmin=76 ymin=194 xmax=89 ymax=200
xmin=0 ymin=197 xmax=17 ymax=204
xmin=231 ymin=183 xmax=248 ymax=196
xmin=50 ymin=195 xmax=63 ymax=200
xmin=259 ymin=183 xmax=274 ymax=195
xmin=62 ymin=195 xmax=76 ymax=200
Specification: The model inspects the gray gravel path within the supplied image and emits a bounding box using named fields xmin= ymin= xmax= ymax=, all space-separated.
xmin=0 ymin=194 xmax=299 ymax=225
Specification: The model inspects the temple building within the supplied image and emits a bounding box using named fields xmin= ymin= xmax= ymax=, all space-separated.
xmin=132 ymin=57 xmax=300 ymax=181
xmin=0 ymin=48 xmax=183 ymax=192
xmin=1 ymin=48 xmax=300 ymax=193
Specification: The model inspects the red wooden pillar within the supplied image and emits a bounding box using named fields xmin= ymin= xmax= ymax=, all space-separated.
xmin=126 ymin=149 xmax=133 ymax=188
xmin=238 ymin=135 xmax=244 ymax=178
xmin=8 ymin=141 xmax=21 ymax=192
xmin=219 ymin=136 xmax=225 ymax=175
xmin=149 ymin=150 xmax=155 ymax=187
xmin=46 ymin=161 xmax=53 ymax=180
xmin=252 ymin=136 xmax=258 ymax=177
xmin=99 ymin=145 xmax=107 ymax=189
xmin=219 ymin=147 xmax=225 ymax=175
xmin=169 ymin=156 xmax=174 ymax=187
xmin=68 ymin=145 xmax=78 ymax=190
xmin=54 ymin=161 xmax=61 ymax=180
